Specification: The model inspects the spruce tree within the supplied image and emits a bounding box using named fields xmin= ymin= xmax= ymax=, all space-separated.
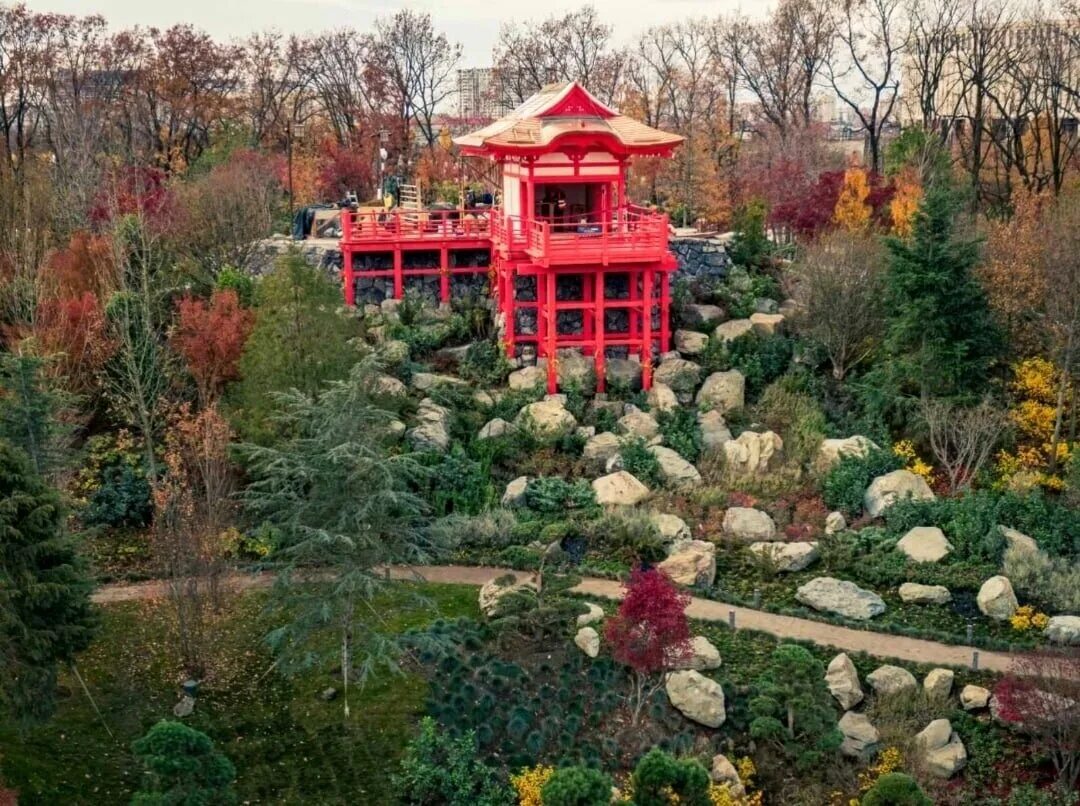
xmin=879 ymin=183 xmax=1001 ymax=402
xmin=131 ymin=720 xmax=236 ymax=805
xmin=0 ymin=441 xmax=96 ymax=726
xmin=0 ymin=353 xmax=73 ymax=478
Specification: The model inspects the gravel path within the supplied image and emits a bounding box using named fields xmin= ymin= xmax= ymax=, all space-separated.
xmin=93 ymin=564 xmax=1025 ymax=674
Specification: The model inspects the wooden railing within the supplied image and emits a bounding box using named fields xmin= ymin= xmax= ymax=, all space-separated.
xmin=516 ymin=205 xmax=670 ymax=266
xmin=341 ymin=208 xmax=491 ymax=244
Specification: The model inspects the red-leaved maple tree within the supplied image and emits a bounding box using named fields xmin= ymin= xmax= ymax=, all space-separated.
xmin=604 ymin=565 xmax=693 ymax=725
xmin=34 ymin=291 xmax=114 ymax=395
xmin=171 ymin=289 xmax=254 ymax=406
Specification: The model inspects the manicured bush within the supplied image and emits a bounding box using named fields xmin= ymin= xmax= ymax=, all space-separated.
xmin=540 ymin=766 xmax=613 ymax=806
xmin=618 ymin=437 xmax=662 ymax=488
xmin=429 ymin=510 xmax=518 ymax=551
xmin=83 ymin=462 xmax=153 ymax=529
xmin=657 ymin=407 xmax=702 ymax=462
xmin=860 ymin=772 xmax=932 ymax=806
xmin=822 ymin=447 xmax=904 ymax=518
xmin=395 ymin=717 xmax=514 ymax=806
xmin=629 ymin=748 xmax=711 ymax=806
xmin=524 ymin=477 xmax=597 ymax=516
xmin=701 ymin=332 xmax=794 ymax=400
xmin=131 ymin=720 xmax=236 ymax=805
xmin=460 ymin=340 xmax=511 ymax=387
xmin=1004 ymin=546 xmax=1080 ymax=613
xmin=422 ymin=448 xmax=498 ymax=516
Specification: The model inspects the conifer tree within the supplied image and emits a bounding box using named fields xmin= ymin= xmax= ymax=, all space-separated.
xmin=0 ymin=353 xmax=73 ymax=478
xmin=0 ymin=441 xmax=96 ymax=726
xmin=879 ymin=183 xmax=1001 ymax=404
xmin=131 ymin=720 xmax=236 ymax=805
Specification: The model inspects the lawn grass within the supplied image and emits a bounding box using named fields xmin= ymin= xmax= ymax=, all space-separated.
xmin=0 ymin=581 xmax=478 ymax=805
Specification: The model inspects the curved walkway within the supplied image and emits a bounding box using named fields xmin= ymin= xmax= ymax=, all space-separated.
xmin=93 ymin=564 xmax=1023 ymax=674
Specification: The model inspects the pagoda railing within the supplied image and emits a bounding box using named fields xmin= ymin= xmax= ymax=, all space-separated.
xmin=341 ymin=208 xmax=491 ymax=244
xmin=493 ymin=206 xmax=669 ymax=266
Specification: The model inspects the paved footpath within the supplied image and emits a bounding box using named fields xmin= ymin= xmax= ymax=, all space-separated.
xmin=94 ymin=564 xmax=1028 ymax=674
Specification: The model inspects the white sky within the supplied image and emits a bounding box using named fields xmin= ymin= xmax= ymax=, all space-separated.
xmin=27 ymin=0 xmax=765 ymax=68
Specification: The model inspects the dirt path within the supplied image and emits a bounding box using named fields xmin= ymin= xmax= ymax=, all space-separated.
xmin=93 ymin=564 xmax=1024 ymax=674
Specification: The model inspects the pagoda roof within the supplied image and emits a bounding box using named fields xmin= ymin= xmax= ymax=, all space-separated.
xmin=454 ymin=81 xmax=683 ymax=157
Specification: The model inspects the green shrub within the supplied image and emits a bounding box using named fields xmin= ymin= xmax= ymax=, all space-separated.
xmin=540 ymin=766 xmax=613 ymax=806
xmin=422 ymin=448 xmax=498 ymax=517
xmin=822 ymin=447 xmax=904 ymax=518
xmin=131 ymin=720 xmax=236 ymax=805
xmin=657 ymin=407 xmax=702 ymax=462
xmin=84 ymin=462 xmax=153 ymax=529
xmin=618 ymin=437 xmax=662 ymax=488
xmin=728 ymin=200 xmax=772 ymax=270
xmin=629 ymin=748 xmax=711 ymax=806
xmin=755 ymin=380 xmax=827 ymax=467
xmin=215 ymin=266 xmax=254 ymax=307
xmin=461 ymin=340 xmax=511 ymax=387
xmin=860 ymin=772 xmax=932 ymax=806
xmin=581 ymin=513 xmax=666 ymax=565
xmin=395 ymin=717 xmax=513 ymax=806
xmin=429 ymin=510 xmax=518 ymax=550
xmin=524 ymin=477 xmax=597 ymax=516
xmin=1003 ymin=545 xmax=1080 ymax=612
xmin=700 ymin=332 xmax=794 ymax=400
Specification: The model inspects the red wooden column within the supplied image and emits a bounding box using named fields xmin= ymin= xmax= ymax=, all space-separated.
xmin=342 ymin=249 xmax=355 ymax=307
xmin=502 ymin=262 xmax=516 ymax=357
xmin=393 ymin=248 xmax=404 ymax=299
xmin=536 ymin=270 xmax=546 ymax=359
xmin=545 ymin=270 xmax=558 ymax=394
xmin=582 ymin=273 xmax=594 ymax=342
xmin=439 ymin=246 xmax=450 ymax=303
xmin=642 ymin=267 xmax=653 ymax=390
xmin=595 ymin=270 xmax=606 ymax=393
xmin=659 ymin=271 xmax=671 ymax=354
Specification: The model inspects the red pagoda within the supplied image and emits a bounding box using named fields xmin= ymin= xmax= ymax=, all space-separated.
xmin=340 ymin=81 xmax=683 ymax=393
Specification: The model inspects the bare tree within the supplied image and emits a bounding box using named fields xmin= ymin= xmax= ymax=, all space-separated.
xmin=903 ymin=0 xmax=964 ymax=130
xmin=292 ymin=30 xmax=382 ymax=148
xmin=827 ymin=0 xmax=905 ymax=173
xmin=919 ymin=396 xmax=1009 ymax=492
xmin=240 ymin=30 xmax=302 ymax=148
xmin=375 ymin=10 xmax=461 ymax=151
xmin=789 ymin=229 xmax=887 ymax=381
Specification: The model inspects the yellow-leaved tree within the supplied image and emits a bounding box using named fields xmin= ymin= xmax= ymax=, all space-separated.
xmin=833 ymin=167 xmax=872 ymax=231
xmin=889 ymin=167 xmax=922 ymax=238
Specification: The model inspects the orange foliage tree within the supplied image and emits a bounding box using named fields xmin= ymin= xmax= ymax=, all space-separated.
xmin=889 ymin=167 xmax=922 ymax=238
xmin=33 ymin=291 xmax=114 ymax=396
xmin=832 ymin=167 xmax=872 ymax=231
xmin=170 ymin=289 xmax=254 ymax=407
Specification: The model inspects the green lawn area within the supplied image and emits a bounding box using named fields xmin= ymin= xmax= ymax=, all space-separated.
xmin=0 ymin=581 xmax=478 ymax=805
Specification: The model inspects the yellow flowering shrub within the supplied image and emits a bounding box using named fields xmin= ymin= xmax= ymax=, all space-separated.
xmin=511 ymin=764 xmax=554 ymax=806
xmin=1010 ymin=605 xmax=1050 ymax=632
xmin=996 ymin=359 xmax=1076 ymax=491
xmin=892 ymin=440 xmax=934 ymax=483
xmin=830 ymin=747 xmax=905 ymax=805
xmin=707 ymin=758 xmax=763 ymax=806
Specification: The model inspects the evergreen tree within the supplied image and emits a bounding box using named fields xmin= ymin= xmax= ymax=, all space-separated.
xmin=749 ymin=644 xmax=842 ymax=772
xmin=131 ymin=720 xmax=236 ymax=805
xmin=0 ymin=441 xmax=96 ymax=726
xmin=629 ymin=748 xmax=711 ymax=806
xmin=0 ymin=353 xmax=73 ymax=477
xmin=878 ymin=183 xmax=1001 ymax=404
xmin=229 ymin=251 xmax=359 ymax=443
xmin=240 ymin=358 xmax=439 ymax=716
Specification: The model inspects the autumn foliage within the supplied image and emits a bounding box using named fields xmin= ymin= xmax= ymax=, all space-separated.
xmin=606 ymin=566 xmax=692 ymax=676
xmin=33 ymin=292 xmax=114 ymax=395
xmin=833 ymin=167 xmax=872 ymax=231
xmin=171 ymin=290 xmax=255 ymax=405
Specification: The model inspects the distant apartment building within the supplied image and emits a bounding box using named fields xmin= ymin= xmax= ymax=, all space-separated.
xmin=455 ymin=68 xmax=514 ymax=121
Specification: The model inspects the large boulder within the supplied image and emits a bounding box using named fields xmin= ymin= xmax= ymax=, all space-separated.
xmin=864 ymin=470 xmax=935 ymax=518
xmin=814 ymin=436 xmax=878 ymax=474
xmin=713 ymin=319 xmax=754 ymax=343
xmin=658 ymin=539 xmax=717 ymax=587
xmin=618 ymin=410 xmax=660 ymax=440
xmin=825 ymin=653 xmax=864 ymax=710
xmin=748 ymin=541 xmax=819 ymax=572
xmin=896 ymin=526 xmax=954 ymax=563
xmin=556 ymin=349 xmax=596 ymax=392
xmin=683 ymin=303 xmax=723 ymax=327
xmin=508 ymin=365 xmax=546 ymax=391
xmin=709 ymin=754 xmax=744 ymax=796
xmin=654 ymin=357 xmax=702 ymax=399
xmin=722 ymin=507 xmax=778 ymax=543
xmin=722 ymin=430 xmax=783 ymax=477
xmin=478 ymin=417 xmax=513 ymax=440
xmin=923 ymin=668 xmax=955 ymax=699
xmin=672 ymin=636 xmax=722 ymax=671
xmin=374 ymin=373 xmax=408 ymax=397
xmin=960 ymin=685 xmax=991 ymax=711
xmin=592 ymin=471 xmax=650 ymax=507
xmin=825 ymin=511 xmax=847 ymax=535
xmin=411 ymin=371 xmax=466 ymax=391
xmin=574 ymin=626 xmax=600 ymax=658
xmin=796 ymin=577 xmax=886 ymax=620
xmin=977 ymin=576 xmax=1019 ymax=621
xmin=577 ymin=603 xmax=604 ymax=627
xmin=698 ymin=409 xmax=733 ymax=449
xmin=478 ymin=574 xmax=538 ymax=617
xmin=917 ymin=719 xmax=968 ymax=779
xmin=839 ymin=711 xmax=880 ymax=759
xmin=665 ymin=670 xmax=726 ymax=727
xmin=1046 ymin=615 xmax=1080 ymax=645
xmin=867 ymin=665 xmax=918 ymax=697
xmin=583 ymin=431 xmax=622 ymax=469
xmin=646 ymin=382 xmax=679 ymax=413
xmin=605 ymin=358 xmax=643 ymax=390
xmin=675 ymin=329 xmax=709 ymax=356
xmin=649 ymin=445 xmax=703 ymax=488
xmin=407 ymin=399 xmax=452 ymax=452
xmin=501 ymin=476 xmax=529 ymax=507
xmin=898 ymin=583 xmax=952 ymax=605
xmin=515 ymin=398 xmax=577 ymax=440
xmin=697 ymin=370 xmax=746 ymax=412
xmin=749 ymin=312 xmax=784 ymax=335
xmin=650 ymin=512 xmax=691 ymax=543
xmin=1001 ymin=526 xmax=1040 ymax=556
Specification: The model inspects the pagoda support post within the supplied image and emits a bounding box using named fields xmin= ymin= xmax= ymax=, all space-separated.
xmin=545 ymin=271 xmax=557 ymax=395
xmin=439 ymin=246 xmax=450 ymax=303
xmin=595 ymin=270 xmax=606 ymax=393
xmin=502 ymin=263 xmax=516 ymax=357
xmin=393 ymin=249 xmax=404 ymax=299
xmin=660 ymin=271 xmax=671 ymax=354
xmin=343 ymin=250 xmax=355 ymax=307
xmin=642 ymin=267 xmax=654 ymax=390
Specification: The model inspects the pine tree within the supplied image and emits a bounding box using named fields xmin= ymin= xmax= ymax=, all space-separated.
xmin=240 ymin=357 xmax=438 ymax=717
xmin=131 ymin=720 xmax=236 ymax=805
xmin=0 ymin=441 xmax=96 ymax=726
xmin=879 ymin=183 xmax=1001 ymax=403
xmin=0 ymin=353 xmax=73 ymax=478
